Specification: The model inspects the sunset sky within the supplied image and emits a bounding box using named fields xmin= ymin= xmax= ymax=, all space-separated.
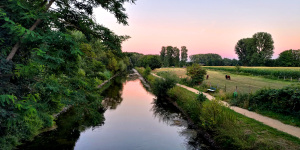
xmin=95 ymin=0 xmax=300 ymax=59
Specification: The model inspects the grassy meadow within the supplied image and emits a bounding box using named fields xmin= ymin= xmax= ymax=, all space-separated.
xmin=138 ymin=68 xmax=300 ymax=149
xmin=153 ymin=67 xmax=294 ymax=94
xmin=204 ymin=66 xmax=300 ymax=81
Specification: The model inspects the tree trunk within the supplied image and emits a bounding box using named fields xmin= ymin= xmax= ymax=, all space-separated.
xmin=6 ymin=0 xmax=55 ymax=61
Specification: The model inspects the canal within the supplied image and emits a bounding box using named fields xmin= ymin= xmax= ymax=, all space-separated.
xmin=18 ymin=72 xmax=210 ymax=150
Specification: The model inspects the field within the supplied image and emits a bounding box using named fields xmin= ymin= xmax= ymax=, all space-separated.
xmin=204 ymin=66 xmax=300 ymax=81
xmin=153 ymin=67 xmax=293 ymax=94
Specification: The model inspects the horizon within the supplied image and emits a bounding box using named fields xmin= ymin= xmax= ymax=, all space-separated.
xmin=94 ymin=0 xmax=300 ymax=59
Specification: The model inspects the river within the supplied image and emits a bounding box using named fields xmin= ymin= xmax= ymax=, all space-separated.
xmin=18 ymin=73 xmax=210 ymax=150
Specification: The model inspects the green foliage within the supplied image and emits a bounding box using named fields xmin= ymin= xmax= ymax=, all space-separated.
xmin=180 ymin=46 xmax=188 ymax=66
xmin=277 ymin=49 xmax=300 ymax=67
xmin=143 ymin=66 xmax=152 ymax=77
xmin=235 ymin=64 xmax=241 ymax=72
xmin=235 ymin=32 xmax=274 ymax=66
xmin=152 ymin=73 xmax=178 ymax=97
xmin=160 ymin=46 xmax=183 ymax=67
xmin=190 ymin=53 xmax=223 ymax=66
xmin=139 ymin=55 xmax=162 ymax=69
xmin=200 ymin=99 xmax=236 ymax=130
xmin=231 ymin=85 xmax=300 ymax=126
xmin=204 ymin=66 xmax=300 ymax=80
xmin=197 ymin=92 xmax=207 ymax=103
xmin=0 ymin=0 xmax=134 ymax=148
xmin=186 ymin=63 xmax=207 ymax=85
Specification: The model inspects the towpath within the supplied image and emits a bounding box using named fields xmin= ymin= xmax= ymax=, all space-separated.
xmin=151 ymin=73 xmax=300 ymax=139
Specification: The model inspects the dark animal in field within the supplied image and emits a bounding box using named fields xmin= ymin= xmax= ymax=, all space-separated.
xmin=226 ymin=75 xmax=231 ymax=80
xmin=206 ymin=75 xmax=209 ymax=79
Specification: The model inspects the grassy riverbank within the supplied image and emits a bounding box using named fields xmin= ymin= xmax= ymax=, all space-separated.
xmin=136 ymin=67 xmax=300 ymax=149
xmin=153 ymin=67 xmax=300 ymax=127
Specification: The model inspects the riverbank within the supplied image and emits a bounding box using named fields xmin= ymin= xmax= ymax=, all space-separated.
xmin=136 ymin=67 xmax=300 ymax=150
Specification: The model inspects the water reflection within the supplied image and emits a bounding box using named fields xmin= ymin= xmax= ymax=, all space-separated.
xmin=151 ymin=98 xmax=209 ymax=150
xmin=18 ymin=73 xmax=210 ymax=150
xmin=18 ymin=106 xmax=105 ymax=150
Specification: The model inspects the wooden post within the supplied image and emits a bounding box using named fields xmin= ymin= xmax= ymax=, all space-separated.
xmin=284 ymin=76 xmax=285 ymax=80
xmin=291 ymin=77 xmax=292 ymax=81
xmin=235 ymin=86 xmax=237 ymax=92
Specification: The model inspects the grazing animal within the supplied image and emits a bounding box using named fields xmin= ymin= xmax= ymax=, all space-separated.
xmin=226 ymin=75 xmax=231 ymax=80
xmin=206 ymin=75 xmax=209 ymax=79
xmin=225 ymin=75 xmax=227 ymax=79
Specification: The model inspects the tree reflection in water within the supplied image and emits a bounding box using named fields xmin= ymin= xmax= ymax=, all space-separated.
xmin=151 ymin=98 xmax=210 ymax=150
xmin=18 ymin=76 xmax=127 ymax=150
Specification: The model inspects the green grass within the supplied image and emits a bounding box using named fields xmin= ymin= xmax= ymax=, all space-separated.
xmin=140 ymin=67 xmax=300 ymax=149
xmin=153 ymin=68 xmax=293 ymax=94
xmin=168 ymin=86 xmax=300 ymax=150
xmin=153 ymin=67 xmax=300 ymax=128
xmin=204 ymin=66 xmax=300 ymax=81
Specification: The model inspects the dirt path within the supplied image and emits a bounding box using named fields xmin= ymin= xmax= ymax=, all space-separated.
xmin=152 ymin=73 xmax=300 ymax=139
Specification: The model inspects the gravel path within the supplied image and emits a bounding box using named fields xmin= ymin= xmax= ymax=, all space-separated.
xmin=152 ymin=73 xmax=300 ymax=139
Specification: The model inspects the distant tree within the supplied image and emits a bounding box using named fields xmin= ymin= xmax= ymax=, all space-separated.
xmin=252 ymin=32 xmax=274 ymax=65
xmin=166 ymin=46 xmax=174 ymax=66
xmin=180 ymin=46 xmax=188 ymax=66
xmin=223 ymin=58 xmax=233 ymax=66
xmin=277 ymin=49 xmax=300 ymax=67
xmin=174 ymin=47 xmax=180 ymax=66
xmin=190 ymin=53 xmax=223 ymax=66
xmin=160 ymin=46 xmax=166 ymax=66
xmin=187 ymin=63 xmax=207 ymax=85
xmin=139 ymin=55 xmax=162 ymax=69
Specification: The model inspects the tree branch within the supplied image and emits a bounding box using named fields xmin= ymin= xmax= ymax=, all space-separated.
xmin=6 ymin=0 xmax=56 ymax=61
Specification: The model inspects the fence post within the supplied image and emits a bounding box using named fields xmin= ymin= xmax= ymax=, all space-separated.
xmin=284 ymin=76 xmax=286 ymax=80
xmin=291 ymin=77 xmax=292 ymax=81
xmin=235 ymin=86 xmax=237 ymax=92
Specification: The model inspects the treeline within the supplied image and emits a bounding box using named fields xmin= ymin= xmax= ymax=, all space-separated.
xmin=190 ymin=50 xmax=300 ymax=67
xmin=190 ymin=53 xmax=239 ymax=66
xmin=0 ymin=0 xmax=135 ymax=149
xmin=160 ymin=46 xmax=188 ymax=67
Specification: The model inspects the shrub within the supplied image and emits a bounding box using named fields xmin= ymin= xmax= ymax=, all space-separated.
xmin=197 ymin=92 xmax=207 ymax=102
xmin=187 ymin=63 xmax=207 ymax=85
xmin=152 ymin=72 xmax=178 ymax=97
xmin=143 ymin=66 xmax=151 ymax=77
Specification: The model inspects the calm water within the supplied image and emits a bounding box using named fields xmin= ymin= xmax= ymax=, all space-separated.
xmin=18 ymin=74 xmax=210 ymax=150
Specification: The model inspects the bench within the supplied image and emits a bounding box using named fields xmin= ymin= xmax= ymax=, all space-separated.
xmin=207 ymin=87 xmax=216 ymax=92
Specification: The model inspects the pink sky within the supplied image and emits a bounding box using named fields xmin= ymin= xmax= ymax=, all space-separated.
xmin=95 ymin=0 xmax=300 ymax=59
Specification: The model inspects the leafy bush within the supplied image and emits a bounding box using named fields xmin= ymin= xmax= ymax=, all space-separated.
xmin=143 ymin=66 xmax=151 ymax=77
xmin=231 ymin=85 xmax=300 ymax=126
xmin=187 ymin=63 xmax=207 ymax=85
xmin=152 ymin=72 xmax=178 ymax=97
xmin=197 ymin=92 xmax=207 ymax=102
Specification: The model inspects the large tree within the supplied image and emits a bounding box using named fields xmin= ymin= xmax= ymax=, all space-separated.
xmin=180 ymin=46 xmax=188 ymax=66
xmin=234 ymin=32 xmax=274 ymax=66
xmin=252 ymin=32 xmax=274 ymax=65
xmin=234 ymin=38 xmax=255 ymax=66
xmin=3 ymin=0 xmax=136 ymax=61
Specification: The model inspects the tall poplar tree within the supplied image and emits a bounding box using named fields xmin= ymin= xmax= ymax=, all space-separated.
xmin=180 ymin=46 xmax=188 ymax=66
